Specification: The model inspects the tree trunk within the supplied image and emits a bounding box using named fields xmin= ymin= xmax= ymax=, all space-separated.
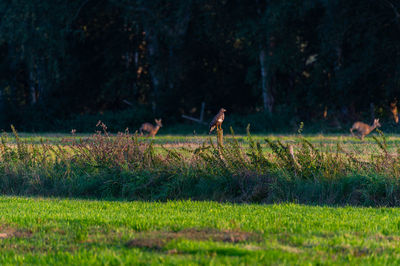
xmin=145 ymin=27 xmax=161 ymax=114
xmin=385 ymin=0 xmax=400 ymax=31
xmin=150 ymin=71 xmax=160 ymax=113
xmin=29 ymin=70 xmax=37 ymax=105
xmin=259 ymin=49 xmax=273 ymax=113
xmin=335 ymin=47 xmax=342 ymax=70
xmin=370 ymin=103 xmax=375 ymax=121
xmin=165 ymin=3 xmax=192 ymax=102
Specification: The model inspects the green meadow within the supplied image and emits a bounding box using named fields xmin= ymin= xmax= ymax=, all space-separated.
xmin=1 ymin=196 xmax=400 ymax=265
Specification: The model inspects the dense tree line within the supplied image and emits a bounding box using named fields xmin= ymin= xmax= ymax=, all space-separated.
xmin=0 ymin=0 xmax=399 ymax=131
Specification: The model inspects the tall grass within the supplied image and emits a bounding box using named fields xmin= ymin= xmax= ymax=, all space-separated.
xmin=0 ymin=123 xmax=400 ymax=206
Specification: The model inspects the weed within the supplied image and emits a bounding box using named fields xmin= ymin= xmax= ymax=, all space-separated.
xmin=0 ymin=124 xmax=399 ymax=205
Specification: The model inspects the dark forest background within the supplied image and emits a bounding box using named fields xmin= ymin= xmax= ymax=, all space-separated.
xmin=1 ymin=0 xmax=400 ymax=133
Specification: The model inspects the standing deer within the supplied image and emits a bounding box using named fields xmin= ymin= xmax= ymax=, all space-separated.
xmin=139 ymin=118 xmax=162 ymax=137
xmin=390 ymin=100 xmax=399 ymax=124
xmin=350 ymin=118 xmax=381 ymax=140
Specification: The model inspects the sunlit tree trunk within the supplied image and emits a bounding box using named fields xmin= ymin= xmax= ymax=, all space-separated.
xmin=257 ymin=0 xmax=273 ymax=113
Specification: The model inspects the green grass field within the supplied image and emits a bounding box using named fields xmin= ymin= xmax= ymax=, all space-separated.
xmin=1 ymin=196 xmax=400 ymax=265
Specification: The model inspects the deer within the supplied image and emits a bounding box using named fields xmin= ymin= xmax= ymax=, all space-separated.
xmin=350 ymin=118 xmax=381 ymax=140
xmin=390 ymin=100 xmax=399 ymax=124
xmin=139 ymin=118 xmax=162 ymax=137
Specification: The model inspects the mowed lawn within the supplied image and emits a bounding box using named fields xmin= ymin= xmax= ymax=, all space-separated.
xmin=1 ymin=197 xmax=400 ymax=264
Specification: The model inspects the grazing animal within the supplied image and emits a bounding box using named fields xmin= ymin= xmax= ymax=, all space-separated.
xmin=139 ymin=118 xmax=162 ymax=137
xmin=390 ymin=100 xmax=399 ymax=124
xmin=350 ymin=118 xmax=381 ymax=140
xmin=209 ymin=108 xmax=226 ymax=134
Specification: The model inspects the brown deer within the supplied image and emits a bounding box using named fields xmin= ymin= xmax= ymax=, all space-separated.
xmin=139 ymin=118 xmax=162 ymax=137
xmin=350 ymin=118 xmax=381 ymax=140
xmin=390 ymin=100 xmax=399 ymax=124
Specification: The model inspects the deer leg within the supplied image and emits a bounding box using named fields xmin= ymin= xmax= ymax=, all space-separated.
xmin=350 ymin=128 xmax=354 ymax=136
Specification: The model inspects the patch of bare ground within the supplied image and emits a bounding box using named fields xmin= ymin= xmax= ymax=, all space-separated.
xmin=126 ymin=228 xmax=262 ymax=250
xmin=0 ymin=225 xmax=32 ymax=239
xmin=372 ymin=234 xmax=400 ymax=242
xmin=333 ymin=244 xmax=385 ymax=258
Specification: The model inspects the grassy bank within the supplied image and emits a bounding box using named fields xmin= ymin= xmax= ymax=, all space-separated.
xmin=0 ymin=125 xmax=400 ymax=205
xmin=1 ymin=196 xmax=400 ymax=264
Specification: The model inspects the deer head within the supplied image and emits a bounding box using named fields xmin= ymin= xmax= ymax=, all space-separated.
xmin=373 ymin=118 xmax=381 ymax=128
xmin=155 ymin=118 xmax=162 ymax=127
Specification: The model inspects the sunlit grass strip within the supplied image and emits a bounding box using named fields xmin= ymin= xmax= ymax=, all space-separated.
xmin=1 ymin=197 xmax=400 ymax=264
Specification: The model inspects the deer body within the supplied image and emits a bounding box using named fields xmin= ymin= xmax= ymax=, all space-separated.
xmin=139 ymin=119 xmax=162 ymax=137
xmin=390 ymin=100 xmax=399 ymax=123
xmin=350 ymin=118 xmax=381 ymax=140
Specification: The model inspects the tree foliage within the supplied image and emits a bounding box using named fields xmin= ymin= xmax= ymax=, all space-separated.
xmin=0 ymin=0 xmax=399 ymax=131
